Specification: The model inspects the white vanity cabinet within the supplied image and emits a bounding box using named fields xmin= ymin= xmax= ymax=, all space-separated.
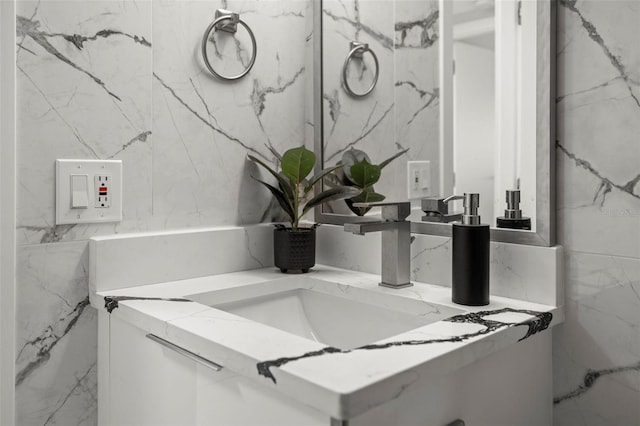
xmin=91 ymin=224 xmax=561 ymax=426
xmin=107 ymin=314 xmax=196 ymax=426
xmin=101 ymin=310 xmax=553 ymax=426
xmin=102 ymin=313 xmax=327 ymax=426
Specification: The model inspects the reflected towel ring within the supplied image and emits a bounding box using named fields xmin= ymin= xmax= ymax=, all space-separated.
xmin=341 ymin=41 xmax=379 ymax=98
xmin=201 ymin=9 xmax=257 ymax=81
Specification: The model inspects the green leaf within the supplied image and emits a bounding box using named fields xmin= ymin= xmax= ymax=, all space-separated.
xmin=352 ymin=190 xmax=385 ymax=203
xmin=247 ymin=154 xmax=295 ymax=204
xmin=378 ymin=148 xmax=409 ymax=170
xmin=252 ymin=177 xmax=296 ymax=223
xmin=302 ymin=186 xmax=361 ymax=217
xmin=276 ymin=172 xmax=295 ymax=204
xmin=340 ymin=149 xmax=371 ymax=184
xmin=345 ymin=188 xmax=386 ymax=216
xmin=349 ymin=160 xmax=381 ymax=188
xmin=281 ymin=146 xmax=315 ymax=187
xmin=304 ymin=164 xmax=345 ymax=193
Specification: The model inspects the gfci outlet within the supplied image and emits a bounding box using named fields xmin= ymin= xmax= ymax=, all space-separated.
xmin=407 ymin=160 xmax=431 ymax=200
xmin=95 ymin=175 xmax=112 ymax=208
xmin=55 ymin=159 xmax=122 ymax=225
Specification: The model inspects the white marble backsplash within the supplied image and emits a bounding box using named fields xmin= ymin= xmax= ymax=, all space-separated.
xmin=89 ymin=225 xmax=273 ymax=295
xmin=316 ymin=223 xmax=563 ymax=307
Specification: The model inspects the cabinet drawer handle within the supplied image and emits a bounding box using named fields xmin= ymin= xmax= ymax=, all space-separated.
xmin=146 ymin=334 xmax=223 ymax=372
xmin=445 ymin=420 xmax=465 ymax=426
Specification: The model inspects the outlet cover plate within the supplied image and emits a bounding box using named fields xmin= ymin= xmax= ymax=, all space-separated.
xmin=55 ymin=159 xmax=122 ymax=224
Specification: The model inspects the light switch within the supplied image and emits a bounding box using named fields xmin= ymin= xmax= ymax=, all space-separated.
xmin=407 ymin=160 xmax=431 ymax=200
xmin=71 ymin=174 xmax=89 ymax=209
xmin=420 ymin=169 xmax=429 ymax=189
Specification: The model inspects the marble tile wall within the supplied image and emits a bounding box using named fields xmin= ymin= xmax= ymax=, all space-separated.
xmin=553 ymin=1 xmax=640 ymax=425
xmin=12 ymin=0 xmax=640 ymax=425
xmin=14 ymin=0 xmax=310 ymax=424
xmin=152 ymin=0 xmax=309 ymax=228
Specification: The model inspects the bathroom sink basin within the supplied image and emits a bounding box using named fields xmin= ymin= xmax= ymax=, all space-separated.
xmin=186 ymin=277 xmax=462 ymax=350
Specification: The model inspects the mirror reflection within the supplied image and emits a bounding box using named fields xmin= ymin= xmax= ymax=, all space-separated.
xmin=320 ymin=0 xmax=543 ymax=233
xmin=445 ymin=0 xmax=537 ymax=230
xmin=321 ymin=0 xmax=440 ymax=218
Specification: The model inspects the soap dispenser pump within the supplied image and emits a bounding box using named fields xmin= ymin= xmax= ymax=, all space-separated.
xmin=496 ymin=189 xmax=532 ymax=230
xmin=452 ymin=193 xmax=490 ymax=306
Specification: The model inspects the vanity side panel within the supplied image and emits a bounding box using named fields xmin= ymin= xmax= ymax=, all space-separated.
xmin=97 ymin=310 xmax=110 ymax=426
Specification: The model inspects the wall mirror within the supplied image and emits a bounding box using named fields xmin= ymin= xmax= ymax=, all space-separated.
xmin=314 ymin=0 xmax=556 ymax=246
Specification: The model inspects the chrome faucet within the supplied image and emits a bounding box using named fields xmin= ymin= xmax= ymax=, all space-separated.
xmin=344 ymin=202 xmax=412 ymax=289
xmin=421 ymin=195 xmax=463 ymax=223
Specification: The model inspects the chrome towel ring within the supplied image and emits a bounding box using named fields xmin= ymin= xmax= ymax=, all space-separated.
xmin=341 ymin=41 xmax=379 ymax=98
xmin=201 ymin=9 xmax=257 ymax=81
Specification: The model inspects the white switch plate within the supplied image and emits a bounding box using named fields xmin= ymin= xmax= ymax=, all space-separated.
xmin=55 ymin=159 xmax=122 ymax=224
xmin=407 ymin=160 xmax=431 ymax=200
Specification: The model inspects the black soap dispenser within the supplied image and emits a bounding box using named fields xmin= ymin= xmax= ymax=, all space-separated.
xmin=452 ymin=193 xmax=490 ymax=306
xmin=496 ymin=189 xmax=532 ymax=230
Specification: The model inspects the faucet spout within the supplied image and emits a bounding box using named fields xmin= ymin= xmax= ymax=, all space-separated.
xmin=344 ymin=221 xmax=399 ymax=235
xmin=342 ymin=201 xmax=412 ymax=289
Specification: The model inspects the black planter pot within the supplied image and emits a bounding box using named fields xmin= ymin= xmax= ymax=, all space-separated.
xmin=273 ymin=227 xmax=316 ymax=273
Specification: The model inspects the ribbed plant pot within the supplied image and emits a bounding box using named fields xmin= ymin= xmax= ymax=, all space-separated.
xmin=273 ymin=227 xmax=315 ymax=273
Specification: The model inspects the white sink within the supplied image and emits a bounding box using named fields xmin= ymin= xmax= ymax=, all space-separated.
xmin=186 ymin=277 xmax=462 ymax=350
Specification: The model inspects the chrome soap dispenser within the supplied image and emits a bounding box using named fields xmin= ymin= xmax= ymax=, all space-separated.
xmin=452 ymin=193 xmax=490 ymax=306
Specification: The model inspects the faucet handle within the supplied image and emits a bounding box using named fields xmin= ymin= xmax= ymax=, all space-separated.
xmin=422 ymin=197 xmax=452 ymax=215
xmin=421 ymin=196 xmax=463 ymax=223
xmin=352 ymin=201 xmax=411 ymax=221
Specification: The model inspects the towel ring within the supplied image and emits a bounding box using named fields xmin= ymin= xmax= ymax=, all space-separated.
xmin=341 ymin=41 xmax=379 ymax=98
xmin=201 ymin=9 xmax=257 ymax=81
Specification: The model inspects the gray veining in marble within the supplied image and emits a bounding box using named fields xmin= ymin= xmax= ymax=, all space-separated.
xmin=16 ymin=296 xmax=91 ymax=386
xmin=153 ymin=72 xmax=268 ymax=160
xmin=16 ymin=15 xmax=130 ymax=101
xmin=321 ymin=0 xmax=440 ymax=215
xmin=14 ymin=1 xmax=310 ymax=424
xmin=555 ymin=2 xmax=639 ymax=424
xmin=554 ymin=361 xmax=640 ymax=405
xmin=560 ymin=0 xmax=639 ymax=108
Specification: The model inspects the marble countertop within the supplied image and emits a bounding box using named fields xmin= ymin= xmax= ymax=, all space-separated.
xmin=91 ymin=265 xmax=563 ymax=420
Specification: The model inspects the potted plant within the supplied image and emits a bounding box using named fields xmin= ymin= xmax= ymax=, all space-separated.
xmin=248 ymin=146 xmax=359 ymax=273
xmin=328 ymin=148 xmax=408 ymax=216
